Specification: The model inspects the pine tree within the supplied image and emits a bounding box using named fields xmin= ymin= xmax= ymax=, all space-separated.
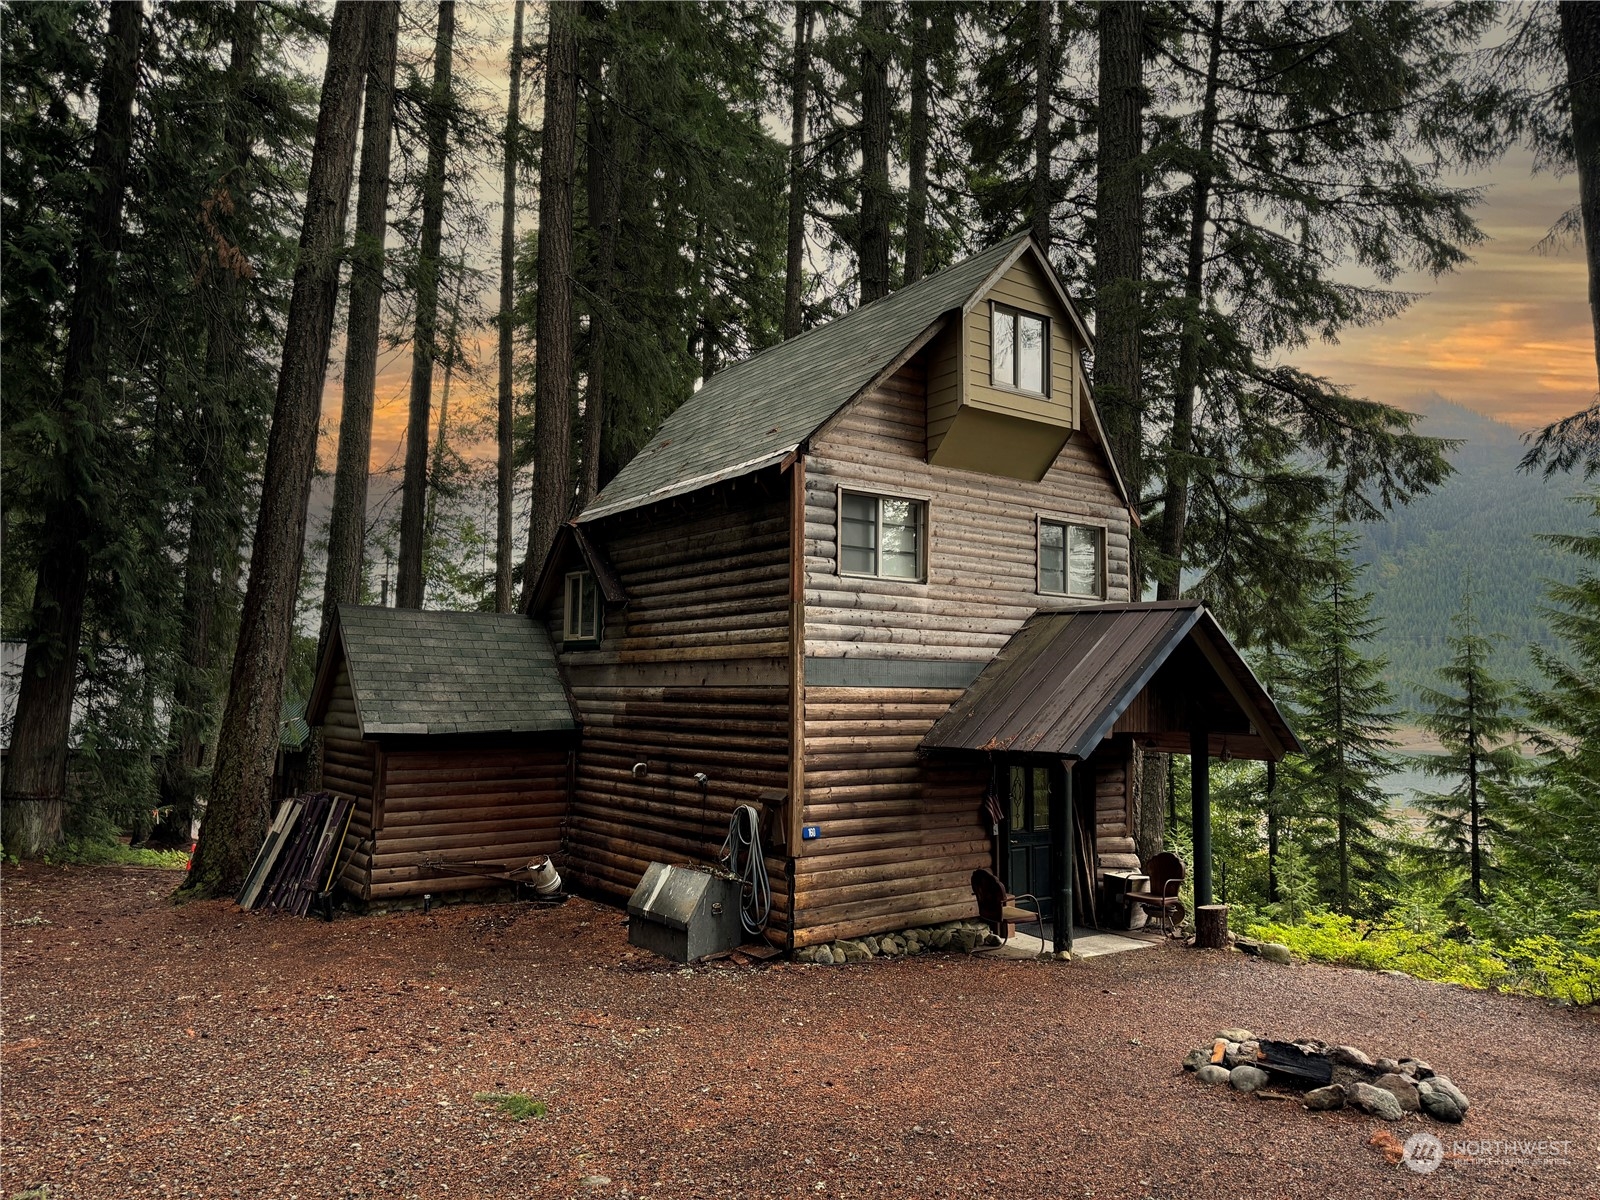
xmin=856 ymin=0 xmax=893 ymax=305
xmin=1290 ymin=526 xmax=1400 ymax=914
xmin=494 ymin=0 xmax=527 ymax=612
xmin=185 ymin=0 xmax=374 ymax=898
xmin=783 ymin=0 xmax=814 ymax=333
xmin=1413 ymin=589 xmax=1523 ymax=901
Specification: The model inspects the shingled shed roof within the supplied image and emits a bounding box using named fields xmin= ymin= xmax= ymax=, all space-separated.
xmin=922 ymin=601 xmax=1299 ymax=761
xmin=581 ymin=232 xmax=1104 ymax=524
xmin=309 ymin=606 xmax=575 ymax=738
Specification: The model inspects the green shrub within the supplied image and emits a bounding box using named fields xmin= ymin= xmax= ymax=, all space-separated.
xmin=473 ymin=1092 xmax=547 ymax=1120
xmin=41 ymin=838 xmax=189 ymax=870
xmin=1245 ymin=909 xmax=1600 ymax=1006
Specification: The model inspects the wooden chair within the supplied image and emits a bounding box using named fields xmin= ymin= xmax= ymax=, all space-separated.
xmin=971 ymin=868 xmax=1047 ymax=951
xmin=1125 ymin=852 xmax=1186 ymax=936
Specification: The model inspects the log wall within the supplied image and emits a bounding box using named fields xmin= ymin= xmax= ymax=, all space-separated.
xmin=787 ymin=344 xmax=1135 ymax=946
xmin=558 ymin=482 xmax=793 ymax=911
xmin=317 ymin=660 xmax=377 ymax=898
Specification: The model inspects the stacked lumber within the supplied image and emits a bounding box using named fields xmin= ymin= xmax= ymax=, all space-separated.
xmin=238 ymin=791 xmax=355 ymax=915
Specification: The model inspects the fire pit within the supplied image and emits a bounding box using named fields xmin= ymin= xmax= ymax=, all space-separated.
xmin=1182 ymin=1029 xmax=1471 ymax=1123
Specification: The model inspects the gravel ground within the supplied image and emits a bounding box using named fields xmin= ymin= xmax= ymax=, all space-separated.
xmin=3 ymin=863 xmax=1596 ymax=1200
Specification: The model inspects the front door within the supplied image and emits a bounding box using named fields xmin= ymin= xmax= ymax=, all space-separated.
xmin=1004 ymin=762 xmax=1054 ymax=919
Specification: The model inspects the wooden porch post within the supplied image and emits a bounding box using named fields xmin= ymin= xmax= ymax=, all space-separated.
xmin=1191 ymin=723 xmax=1212 ymax=907
xmin=1051 ymin=757 xmax=1073 ymax=954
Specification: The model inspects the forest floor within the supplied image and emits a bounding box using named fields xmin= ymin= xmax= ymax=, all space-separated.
xmin=3 ymin=864 xmax=1596 ymax=1200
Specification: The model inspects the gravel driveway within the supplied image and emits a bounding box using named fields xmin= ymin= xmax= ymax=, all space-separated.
xmin=3 ymin=864 xmax=1595 ymax=1199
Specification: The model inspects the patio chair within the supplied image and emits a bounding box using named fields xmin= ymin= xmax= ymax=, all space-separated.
xmin=1125 ymin=852 xmax=1186 ymax=936
xmin=970 ymin=868 xmax=1047 ymax=951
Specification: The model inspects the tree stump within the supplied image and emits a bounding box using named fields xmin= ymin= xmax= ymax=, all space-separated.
xmin=1195 ymin=904 xmax=1229 ymax=949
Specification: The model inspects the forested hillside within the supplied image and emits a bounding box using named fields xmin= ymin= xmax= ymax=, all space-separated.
xmin=1353 ymin=396 xmax=1587 ymax=709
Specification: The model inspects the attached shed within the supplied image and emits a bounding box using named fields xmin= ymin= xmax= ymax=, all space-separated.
xmin=307 ymin=605 xmax=576 ymax=904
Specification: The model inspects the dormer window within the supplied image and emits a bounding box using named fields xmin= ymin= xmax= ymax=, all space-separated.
xmin=991 ymin=304 xmax=1048 ymax=396
xmin=563 ymin=570 xmax=600 ymax=641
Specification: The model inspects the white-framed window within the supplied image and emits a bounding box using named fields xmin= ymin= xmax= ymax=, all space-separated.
xmin=1038 ymin=519 xmax=1104 ymax=598
xmin=840 ymin=490 xmax=927 ymax=581
xmin=990 ymin=303 xmax=1049 ymax=395
xmin=563 ymin=570 xmax=600 ymax=641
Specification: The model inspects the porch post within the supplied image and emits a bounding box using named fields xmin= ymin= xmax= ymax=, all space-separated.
xmin=1191 ymin=723 xmax=1213 ymax=907
xmin=1051 ymin=758 xmax=1072 ymax=954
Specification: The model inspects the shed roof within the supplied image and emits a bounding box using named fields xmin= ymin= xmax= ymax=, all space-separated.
xmin=581 ymin=232 xmax=1110 ymax=524
xmin=921 ymin=601 xmax=1299 ymax=761
xmin=310 ymin=606 xmax=575 ymax=738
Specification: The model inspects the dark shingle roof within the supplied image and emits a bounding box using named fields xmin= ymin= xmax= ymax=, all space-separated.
xmin=333 ymin=606 xmax=574 ymax=737
xmin=580 ymin=234 xmax=1032 ymax=523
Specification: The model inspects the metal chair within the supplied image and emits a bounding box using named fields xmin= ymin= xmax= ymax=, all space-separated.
xmin=1125 ymin=852 xmax=1186 ymax=936
xmin=970 ymin=868 xmax=1047 ymax=952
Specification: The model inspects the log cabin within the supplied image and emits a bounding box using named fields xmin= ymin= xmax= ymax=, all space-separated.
xmin=311 ymin=232 xmax=1298 ymax=950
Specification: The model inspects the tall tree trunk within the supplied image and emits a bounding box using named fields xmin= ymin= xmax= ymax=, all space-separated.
xmin=858 ymin=0 xmax=892 ymax=305
xmin=494 ymin=0 xmax=527 ymax=613
xmin=183 ymin=1 xmax=372 ymax=899
xmin=320 ymin=0 xmax=400 ymax=647
xmin=156 ymin=0 xmax=262 ymax=845
xmin=1561 ymin=2 xmax=1600 ymax=386
xmin=1093 ymin=0 xmax=1146 ymax=528
xmin=903 ymin=6 xmax=930 ymax=285
xmin=578 ymin=1 xmax=619 ymax=509
xmin=1 ymin=1 xmax=144 ymax=858
xmin=423 ymin=261 xmax=467 ymax=557
xmin=522 ymin=0 xmax=580 ymax=600
xmin=396 ymin=1 xmax=456 ymax=609
xmin=1155 ymin=0 xmax=1222 ymax=602
xmin=1265 ymin=758 xmax=1279 ymax=903
xmin=1032 ymin=0 xmax=1054 ymax=255
xmin=783 ymin=1 xmax=814 ymax=337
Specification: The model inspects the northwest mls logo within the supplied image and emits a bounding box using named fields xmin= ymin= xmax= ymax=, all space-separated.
xmin=1402 ymin=1132 xmax=1444 ymax=1174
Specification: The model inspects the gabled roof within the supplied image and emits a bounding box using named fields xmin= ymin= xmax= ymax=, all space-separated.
xmin=580 ymin=233 xmax=1116 ymax=524
xmin=309 ymin=605 xmax=575 ymax=738
xmin=526 ymin=520 xmax=628 ymax=615
xmin=922 ymin=601 xmax=1299 ymax=761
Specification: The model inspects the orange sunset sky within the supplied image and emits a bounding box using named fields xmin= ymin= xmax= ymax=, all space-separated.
xmin=319 ymin=83 xmax=1594 ymax=477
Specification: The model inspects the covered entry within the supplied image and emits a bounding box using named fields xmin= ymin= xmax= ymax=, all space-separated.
xmin=924 ymin=600 xmax=1299 ymax=952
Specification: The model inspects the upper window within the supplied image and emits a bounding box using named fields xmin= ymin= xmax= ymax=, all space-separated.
xmin=841 ymin=491 xmax=926 ymax=581
xmin=1039 ymin=520 xmax=1103 ymax=598
xmin=991 ymin=304 xmax=1049 ymax=395
xmin=563 ymin=570 xmax=600 ymax=641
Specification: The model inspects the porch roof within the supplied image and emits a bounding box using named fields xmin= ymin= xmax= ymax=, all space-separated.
xmin=920 ymin=601 xmax=1299 ymax=761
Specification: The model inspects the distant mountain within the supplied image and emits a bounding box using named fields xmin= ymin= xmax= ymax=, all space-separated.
xmin=1352 ymin=395 xmax=1589 ymax=711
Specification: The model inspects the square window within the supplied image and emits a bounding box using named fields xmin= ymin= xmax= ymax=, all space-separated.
xmin=563 ymin=571 xmax=599 ymax=641
xmin=1038 ymin=520 xmax=1103 ymax=598
xmin=991 ymin=304 xmax=1048 ymax=395
xmin=839 ymin=490 xmax=926 ymax=581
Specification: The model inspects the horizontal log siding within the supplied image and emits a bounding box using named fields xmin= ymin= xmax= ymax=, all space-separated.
xmin=319 ymin=661 xmax=376 ymax=898
xmin=561 ymin=488 xmax=793 ymax=910
xmin=1088 ymin=739 xmax=1139 ymax=875
xmin=364 ymin=747 xmax=568 ymax=899
xmin=792 ymin=686 xmax=990 ymax=946
xmin=806 ymin=358 xmax=1133 ymax=665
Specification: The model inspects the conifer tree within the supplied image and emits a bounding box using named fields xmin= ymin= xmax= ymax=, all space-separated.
xmin=494 ymin=0 xmax=527 ymax=612
xmin=1290 ymin=527 xmax=1399 ymax=914
xmin=1413 ymin=590 xmax=1523 ymax=901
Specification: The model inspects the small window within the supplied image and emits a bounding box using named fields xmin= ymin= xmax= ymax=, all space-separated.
xmin=1038 ymin=520 xmax=1103 ymax=598
xmin=840 ymin=490 xmax=926 ymax=581
xmin=563 ymin=570 xmax=599 ymax=641
xmin=991 ymin=304 xmax=1049 ymax=395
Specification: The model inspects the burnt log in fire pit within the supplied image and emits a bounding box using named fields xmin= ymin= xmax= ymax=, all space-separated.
xmin=1255 ymin=1039 xmax=1334 ymax=1087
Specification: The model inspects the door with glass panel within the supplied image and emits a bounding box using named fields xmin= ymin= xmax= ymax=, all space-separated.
xmin=1003 ymin=761 xmax=1053 ymax=918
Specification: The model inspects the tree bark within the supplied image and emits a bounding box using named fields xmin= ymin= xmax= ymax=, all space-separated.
xmin=578 ymin=1 xmax=619 ymax=509
xmin=1093 ymin=0 xmax=1146 ymax=534
xmin=857 ymin=0 xmax=892 ymax=306
xmin=396 ymin=1 xmax=456 ymax=609
xmin=320 ymin=0 xmax=399 ymax=647
xmin=783 ymin=1 xmax=814 ymax=336
xmin=522 ymin=0 xmax=580 ymax=600
xmin=1561 ymin=2 xmax=1600 ymax=387
xmin=494 ymin=0 xmax=527 ymax=613
xmin=156 ymin=0 xmax=263 ymax=846
xmin=1032 ymin=0 xmax=1054 ymax=255
xmin=903 ymin=5 xmax=930 ymax=285
xmin=423 ymin=260 xmax=467 ymax=558
xmin=1155 ymin=0 xmax=1222 ymax=602
xmin=2 ymin=1 xmax=144 ymax=858
xmin=183 ymin=1 xmax=372 ymax=899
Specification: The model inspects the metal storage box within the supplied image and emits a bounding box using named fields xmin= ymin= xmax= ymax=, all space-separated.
xmin=626 ymin=863 xmax=744 ymax=963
